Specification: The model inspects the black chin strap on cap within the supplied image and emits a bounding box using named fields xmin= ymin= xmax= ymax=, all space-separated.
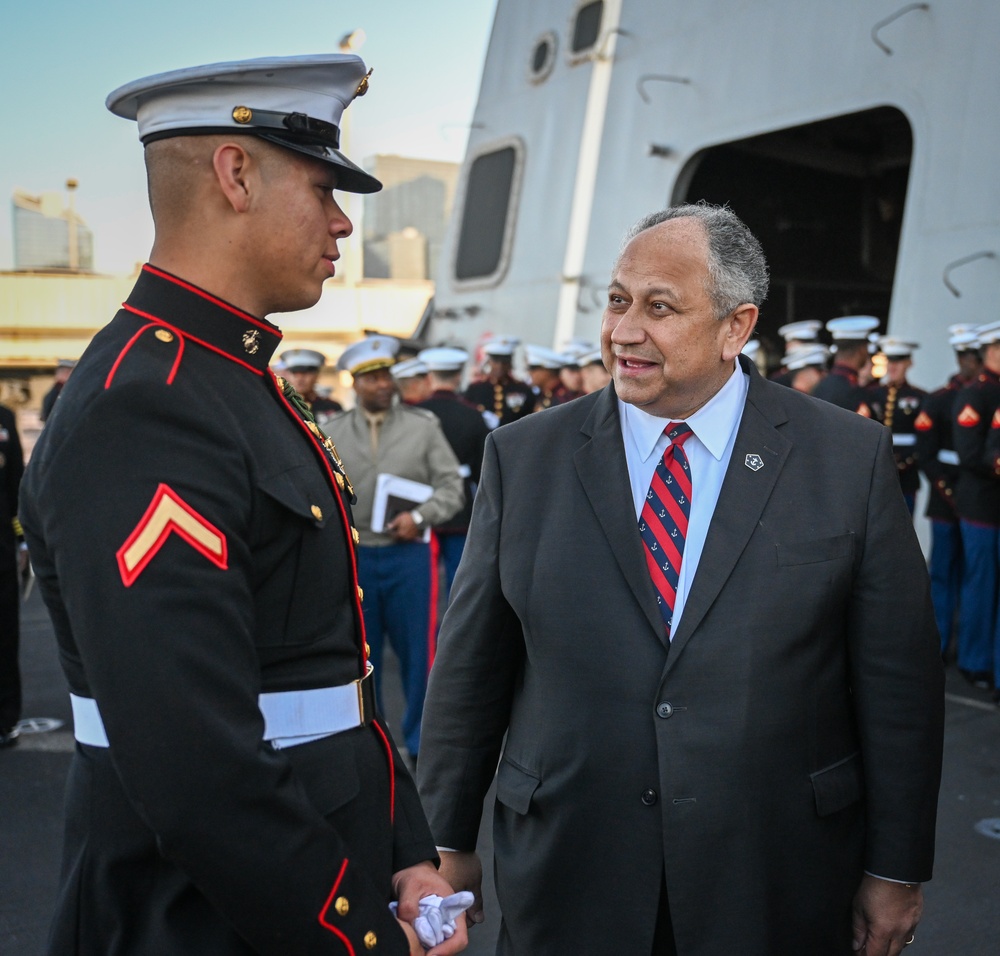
xmin=230 ymin=105 xmax=341 ymax=149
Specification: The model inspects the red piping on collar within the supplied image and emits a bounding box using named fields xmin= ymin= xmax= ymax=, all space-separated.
xmin=122 ymin=305 xmax=264 ymax=376
xmin=142 ymin=264 xmax=279 ymax=335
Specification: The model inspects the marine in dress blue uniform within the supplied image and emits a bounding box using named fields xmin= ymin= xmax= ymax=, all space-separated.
xmin=280 ymin=348 xmax=343 ymax=427
xmin=525 ymin=343 xmax=581 ymax=409
xmin=18 ymin=55 xmax=464 ymax=956
xmin=914 ymin=327 xmax=982 ymax=656
xmin=774 ymin=343 xmax=830 ymax=394
xmin=812 ymin=316 xmax=880 ymax=410
xmin=0 ymin=404 xmax=25 ymax=747
xmin=767 ymin=320 xmax=822 ymax=385
xmin=464 ymin=337 xmax=535 ymax=425
xmin=860 ymin=338 xmax=927 ymax=515
xmin=416 ymin=348 xmax=490 ymax=594
xmin=951 ymin=321 xmax=1000 ymax=694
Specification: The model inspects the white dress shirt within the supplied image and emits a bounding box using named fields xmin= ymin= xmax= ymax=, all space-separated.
xmin=619 ymin=362 xmax=749 ymax=636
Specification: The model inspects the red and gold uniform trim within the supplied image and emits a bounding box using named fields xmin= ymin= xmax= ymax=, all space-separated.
xmin=957 ymin=404 xmax=980 ymax=427
xmin=914 ymin=411 xmax=933 ymax=431
xmin=116 ymin=483 xmax=228 ymax=587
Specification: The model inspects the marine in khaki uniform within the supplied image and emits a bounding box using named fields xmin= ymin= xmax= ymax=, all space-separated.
xmin=326 ymin=337 xmax=464 ymax=762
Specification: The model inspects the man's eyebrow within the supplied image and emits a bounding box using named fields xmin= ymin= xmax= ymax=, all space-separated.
xmin=608 ymin=280 xmax=678 ymax=299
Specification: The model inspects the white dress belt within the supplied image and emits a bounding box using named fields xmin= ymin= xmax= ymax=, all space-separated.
xmin=937 ymin=449 xmax=960 ymax=466
xmin=70 ymin=663 xmax=375 ymax=751
xmin=892 ymin=433 xmax=917 ymax=447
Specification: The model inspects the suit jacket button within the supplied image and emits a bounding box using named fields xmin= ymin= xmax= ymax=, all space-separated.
xmin=641 ymin=788 xmax=658 ymax=806
xmin=656 ymin=701 xmax=673 ymax=719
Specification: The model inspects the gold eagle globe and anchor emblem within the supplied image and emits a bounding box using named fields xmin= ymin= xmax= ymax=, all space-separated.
xmin=242 ymin=330 xmax=261 ymax=355
xmin=354 ymin=69 xmax=373 ymax=97
xmin=232 ymin=106 xmax=253 ymax=124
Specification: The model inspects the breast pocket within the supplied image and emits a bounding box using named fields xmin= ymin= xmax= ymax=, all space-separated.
xmin=776 ymin=532 xmax=854 ymax=567
xmin=252 ymin=465 xmax=340 ymax=647
xmin=257 ymin=466 xmax=332 ymax=531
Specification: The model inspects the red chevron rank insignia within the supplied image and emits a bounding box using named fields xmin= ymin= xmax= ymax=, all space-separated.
xmin=116 ymin=483 xmax=228 ymax=587
xmin=914 ymin=411 xmax=933 ymax=431
xmin=957 ymin=404 xmax=980 ymax=427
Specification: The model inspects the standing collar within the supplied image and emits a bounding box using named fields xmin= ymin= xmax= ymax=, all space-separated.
xmin=830 ymin=364 xmax=859 ymax=383
xmin=123 ymin=264 xmax=282 ymax=374
xmin=620 ymin=361 xmax=748 ymax=463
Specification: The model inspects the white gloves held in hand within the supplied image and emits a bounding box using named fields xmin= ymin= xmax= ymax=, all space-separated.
xmin=390 ymin=891 xmax=476 ymax=949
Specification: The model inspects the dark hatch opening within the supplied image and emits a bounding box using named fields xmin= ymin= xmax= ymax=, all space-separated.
xmin=674 ymin=107 xmax=913 ymax=363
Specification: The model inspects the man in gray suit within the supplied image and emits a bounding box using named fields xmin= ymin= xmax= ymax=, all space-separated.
xmin=417 ymin=204 xmax=944 ymax=956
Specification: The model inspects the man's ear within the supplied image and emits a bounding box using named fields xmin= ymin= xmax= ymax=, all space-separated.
xmin=722 ymin=303 xmax=759 ymax=361
xmin=212 ymin=142 xmax=254 ymax=213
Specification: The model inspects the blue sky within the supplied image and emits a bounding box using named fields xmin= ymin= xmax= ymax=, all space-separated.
xmin=0 ymin=0 xmax=497 ymax=273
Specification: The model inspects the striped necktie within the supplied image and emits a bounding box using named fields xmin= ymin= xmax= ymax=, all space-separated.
xmin=639 ymin=422 xmax=694 ymax=637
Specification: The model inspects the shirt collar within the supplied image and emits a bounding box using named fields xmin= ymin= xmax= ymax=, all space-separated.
xmin=123 ymin=264 xmax=282 ymax=373
xmin=621 ymin=361 xmax=748 ymax=463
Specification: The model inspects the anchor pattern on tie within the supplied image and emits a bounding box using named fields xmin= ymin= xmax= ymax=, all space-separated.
xmin=639 ymin=422 xmax=693 ymax=637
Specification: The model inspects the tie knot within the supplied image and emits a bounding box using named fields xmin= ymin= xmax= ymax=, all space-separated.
xmin=665 ymin=422 xmax=693 ymax=446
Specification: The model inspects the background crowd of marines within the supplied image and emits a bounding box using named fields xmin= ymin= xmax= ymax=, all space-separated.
xmin=272 ymin=312 xmax=1000 ymax=736
xmin=5 ymin=311 xmax=998 ymax=758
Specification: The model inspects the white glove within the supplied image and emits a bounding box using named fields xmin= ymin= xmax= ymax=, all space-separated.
xmin=390 ymin=891 xmax=476 ymax=949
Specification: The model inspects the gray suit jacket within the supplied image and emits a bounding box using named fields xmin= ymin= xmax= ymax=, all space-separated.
xmin=418 ymin=357 xmax=944 ymax=956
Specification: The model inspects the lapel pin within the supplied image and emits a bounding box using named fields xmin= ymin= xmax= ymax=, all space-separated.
xmin=745 ymin=453 xmax=764 ymax=472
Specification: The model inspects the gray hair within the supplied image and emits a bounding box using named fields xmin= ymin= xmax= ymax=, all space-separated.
xmin=620 ymin=202 xmax=769 ymax=319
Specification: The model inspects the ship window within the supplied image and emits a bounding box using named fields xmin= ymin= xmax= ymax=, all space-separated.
xmin=454 ymin=141 xmax=523 ymax=284
xmin=530 ymin=31 xmax=558 ymax=82
xmin=675 ymin=106 xmax=913 ymax=369
xmin=571 ymin=1 xmax=603 ymax=54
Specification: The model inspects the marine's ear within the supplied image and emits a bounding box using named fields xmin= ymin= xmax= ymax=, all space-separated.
xmin=212 ymin=142 xmax=255 ymax=214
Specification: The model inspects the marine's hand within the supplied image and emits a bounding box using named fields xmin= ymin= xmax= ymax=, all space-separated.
xmin=851 ymin=874 xmax=922 ymax=955
xmin=437 ymin=851 xmax=484 ymax=926
xmin=393 ymin=861 xmax=469 ymax=953
xmin=397 ymin=916 xmax=425 ymax=955
xmin=387 ymin=512 xmax=421 ymax=542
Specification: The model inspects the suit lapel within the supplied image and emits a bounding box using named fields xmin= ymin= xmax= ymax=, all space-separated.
xmin=574 ymin=386 xmax=666 ymax=642
xmin=666 ymin=361 xmax=791 ymax=667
